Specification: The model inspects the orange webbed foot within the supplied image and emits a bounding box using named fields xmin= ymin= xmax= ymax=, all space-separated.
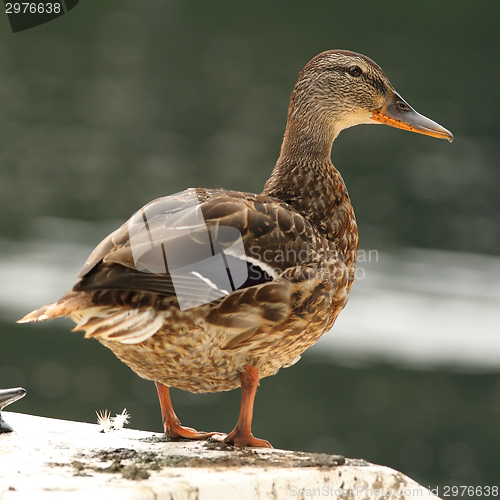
xmin=222 ymin=428 xmax=273 ymax=448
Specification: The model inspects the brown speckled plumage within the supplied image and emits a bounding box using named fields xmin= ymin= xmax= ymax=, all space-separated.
xmin=19 ymin=50 xmax=452 ymax=447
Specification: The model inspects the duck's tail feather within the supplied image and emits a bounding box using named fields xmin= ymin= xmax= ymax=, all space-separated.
xmin=17 ymin=293 xmax=162 ymax=345
xmin=17 ymin=293 xmax=84 ymax=324
xmin=18 ymin=302 xmax=62 ymax=323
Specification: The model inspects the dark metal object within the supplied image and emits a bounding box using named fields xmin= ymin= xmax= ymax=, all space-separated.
xmin=0 ymin=387 xmax=26 ymax=433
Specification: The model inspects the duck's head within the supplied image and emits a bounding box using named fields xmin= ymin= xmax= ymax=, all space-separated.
xmin=286 ymin=50 xmax=453 ymax=148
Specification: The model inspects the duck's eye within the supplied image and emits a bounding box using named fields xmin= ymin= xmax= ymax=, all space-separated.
xmin=395 ymin=100 xmax=411 ymax=112
xmin=348 ymin=66 xmax=362 ymax=77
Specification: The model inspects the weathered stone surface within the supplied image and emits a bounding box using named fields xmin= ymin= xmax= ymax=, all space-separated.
xmin=0 ymin=412 xmax=438 ymax=499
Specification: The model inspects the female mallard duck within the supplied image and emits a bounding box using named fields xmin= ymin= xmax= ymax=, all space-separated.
xmin=19 ymin=50 xmax=452 ymax=448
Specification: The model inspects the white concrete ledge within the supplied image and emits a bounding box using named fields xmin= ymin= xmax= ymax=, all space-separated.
xmin=0 ymin=412 xmax=439 ymax=500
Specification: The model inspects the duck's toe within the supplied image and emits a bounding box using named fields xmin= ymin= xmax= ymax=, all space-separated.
xmin=165 ymin=423 xmax=220 ymax=441
xmin=221 ymin=428 xmax=273 ymax=448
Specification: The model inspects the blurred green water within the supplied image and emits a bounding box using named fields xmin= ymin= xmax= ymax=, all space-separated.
xmin=0 ymin=0 xmax=498 ymax=252
xmin=1 ymin=0 xmax=500 ymax=494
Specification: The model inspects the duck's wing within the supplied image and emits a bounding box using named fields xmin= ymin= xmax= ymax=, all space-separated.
xmin=74 ymin=187 xmax=330 ymax=307
xmin=20 ymin=187 xmax=339 ymax=347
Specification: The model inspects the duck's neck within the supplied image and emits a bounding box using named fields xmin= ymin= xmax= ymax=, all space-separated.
xmin=261 ymin=117 xmax=358 ymax=268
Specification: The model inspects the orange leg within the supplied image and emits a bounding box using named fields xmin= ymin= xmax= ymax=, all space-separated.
xmin=155 ymin=382 xmax=217 ymax=440
xmin=223 ymin=365 xmax=273 ymax=448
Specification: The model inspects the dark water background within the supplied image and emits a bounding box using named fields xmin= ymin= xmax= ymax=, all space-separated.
xmin=1 ymin=0 xmax=500 ymax=494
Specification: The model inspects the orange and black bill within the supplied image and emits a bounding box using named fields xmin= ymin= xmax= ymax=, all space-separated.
xmin=371 ymin=89 xmax=453 ymax=143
